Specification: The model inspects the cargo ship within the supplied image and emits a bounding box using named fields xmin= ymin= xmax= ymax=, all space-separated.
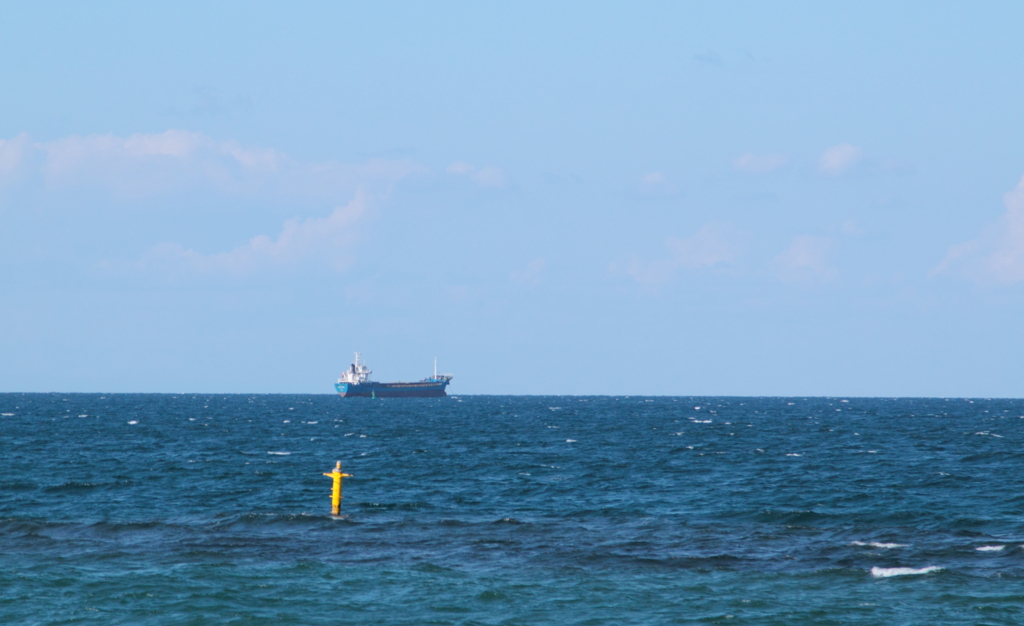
xmin=335 ymin=353 xmax=453 ymax=398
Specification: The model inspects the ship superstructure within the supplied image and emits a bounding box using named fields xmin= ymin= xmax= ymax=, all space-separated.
xmin=335 ymin=353 xmax=453 ymax=398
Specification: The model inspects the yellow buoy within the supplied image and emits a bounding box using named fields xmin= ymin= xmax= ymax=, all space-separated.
xmin=323 ymin=461 xmax=353 ymax=515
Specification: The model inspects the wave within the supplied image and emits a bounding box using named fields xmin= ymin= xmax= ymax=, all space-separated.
xmin=211 ymin=512 xmax=347 ymax=529
xmin=851 ymin=541 xmax=907 ymax=549
xmin=44 ymin=481 xmax=108 ymax=492
xmin=871 ymin=566 xmax=943 ymax=578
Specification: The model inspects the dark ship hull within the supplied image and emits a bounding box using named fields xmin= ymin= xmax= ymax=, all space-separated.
xmin=335 ymin=380 xmax=450 ymax=398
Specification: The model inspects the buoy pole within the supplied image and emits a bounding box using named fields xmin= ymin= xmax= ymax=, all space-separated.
xmin=323 ymin=461 xmax=353 ymax=515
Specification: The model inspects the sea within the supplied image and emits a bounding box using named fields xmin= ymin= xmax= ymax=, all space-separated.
xmin=3 ymin=394 xmax=1024 ymax=625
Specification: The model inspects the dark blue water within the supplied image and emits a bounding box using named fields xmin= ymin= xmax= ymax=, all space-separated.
xmin=3 ymin=394 xmax=1024 ymax=624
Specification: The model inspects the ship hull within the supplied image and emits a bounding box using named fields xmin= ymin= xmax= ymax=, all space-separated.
xmin=335 ymin=380 xmax=450 ymax=398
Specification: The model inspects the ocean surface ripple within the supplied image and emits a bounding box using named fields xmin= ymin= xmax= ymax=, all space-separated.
xmin=3 ymin=394 xmax=1024 ymax=624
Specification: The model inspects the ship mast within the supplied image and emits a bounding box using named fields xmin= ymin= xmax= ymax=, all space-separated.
xmin=434 ymin=357 xmax=437 ymax=378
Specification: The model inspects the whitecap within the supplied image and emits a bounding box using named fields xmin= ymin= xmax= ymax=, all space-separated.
xmin=307 ymin=421 xmax=317 ymax=424
xmin=871 ymin=566 xmax=942 ymax=578
xmin=78 ymin=414 xmax=88 ymax=417
xmin=127 ymin=420 xmax=138 ymax=425
xmin=786 ymin=453 xmax=802 ymax=457
xmin=691 ymin=419 xmax=712 ymax=424
xmin=976 ymin=545 xmax=1005 ymax=552
xmin=1 ymin=413 xmax=13 ymax=416
xmin=852 ymin=541 xmax=907 ymax=549
xmin=267 ymin=451 xmax=291 ymax=455
xmin=565 ymin=439 xmax=577 ymax=443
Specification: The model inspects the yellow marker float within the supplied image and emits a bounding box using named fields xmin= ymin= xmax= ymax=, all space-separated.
xmin=323 ymin=461 xmax=353 ymax=515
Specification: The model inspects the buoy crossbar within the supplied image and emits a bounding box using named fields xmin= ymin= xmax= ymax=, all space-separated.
xmin=323 ymin=461 xmax=353 ymax=515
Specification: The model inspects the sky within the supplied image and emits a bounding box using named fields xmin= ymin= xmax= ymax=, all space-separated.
xmin=2 ymin=2 xmax=1024 ymax=396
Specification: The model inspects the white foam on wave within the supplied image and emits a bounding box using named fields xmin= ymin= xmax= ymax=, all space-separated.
xmin=871 ymin=566 xmax=942 ymax=578
xmin=2 ymin=413 xmax=14 ymax=416
xmin=976 ymin=545 xmax=1005 ymax=552
xmin=127 ymin=420 xmax=138 ymax=425
xmin=852 ymin=541 xmax=907 ymax=549
xmin=786 ymin=453 xmax=802 ymax=457
xmin=565 ymin=439 xmax=577 ymax=443
xmin=267 ymin=451 xmax=291 ymax=455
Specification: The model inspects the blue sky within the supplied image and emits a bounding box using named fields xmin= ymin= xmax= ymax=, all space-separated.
xmin=2 ymin=2 xmax=1024 ymax=395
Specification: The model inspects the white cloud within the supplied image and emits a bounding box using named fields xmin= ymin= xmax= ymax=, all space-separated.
xmin=446 ymin=161 xmax=507 ymax=187
xmin=0 ymin=133 xmax=30 ymax=175
xmin=616 ymin=223 xmax=747 ymax=284
xmin=640 ymin=171 xmax=676 ymax=195
xmin=2 ymin=130 xmax=427 ymax=277
xmin=473 ymin=166 xmax=507 ymax=188
xmin=840 ymin=219 xmax=865 ymax=236
xmin=818 ymin=143 xmax=863 ymax=175
xmin=141 ymin=191 xmax=369 ymax=274
xmin=733 ymin=152 xmax=787 ymax=174
xmin=0 ymin=131 xmax=422 ymax=200
xmin=933 ymin=175 xmax=1024 ymax=284
xmin=446 ymin=161 xmax=474 ymax=175
xmin=42 ymin=129 xmax=273 ymax=171
xmin=37 ymin=130 xmax=282 ymax=196
xmin=511 ymin=258 xmax=546 ymax=284
xmin=774 ymin=235 xmax=836 ymax=284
